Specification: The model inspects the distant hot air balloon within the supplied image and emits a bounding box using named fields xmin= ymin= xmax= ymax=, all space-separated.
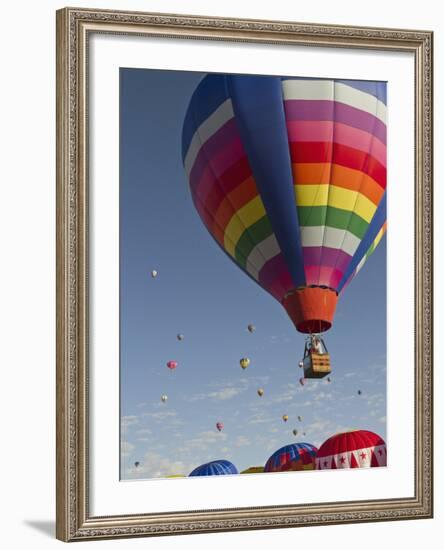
xmin=182 ymin=75 xmax=387 ymax=367
xmin=240 ymin=357 xmax=250 ymax=370
xmin=161 ymin=394 xmax=168 ymax=403
xmin=298 ymin=361 xmax=304 ymax=369
xmin=316 ymin=430 xmax=386 ymax=469
xmin=247 ymin=324 xmax=256 ymax=333
xmin=292 ymin=429 xmax=298 ymax=436
xmin=216 ymin=422 xmax=224 ymax=432
xmin=297 ymin=415 xmax=302 ymax=422
xmin=134 ymin=461 xmax=140 ymax=468
xmin=189 ymin=460 xmax=238 ymax=477
xmin=240 ymin=466 xmax=264 ymax=474
xmin=177 ymin=333 xmax=184 ymax=341
xmin=299 ymin=377 xmax=305 ymax=386
xmin=327 ymin=377 xmax=332 ymax=383
xmin=282 ymin=415 xmax=289 ymax=422
xmin=151 ymin=269 xmax=158 ymax=278
xmin=257 ymin=388 xmax=264 ymax=397
xmin=264 ymin=442 xmax=318 ymax=472
xmin=357 ymin=389 xmax=362 ymax=395
xmin=167 ymin=360 xmax=177 ymax=371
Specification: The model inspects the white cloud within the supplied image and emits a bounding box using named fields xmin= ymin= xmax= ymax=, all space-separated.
xmin=121 ymin=415 xmax=139 ymax=433
xmin=125 ymin=451 xmax=192 ymax=479
xmin=368 ymin=361 xmax=386 ymax=372
xmin=308 ymin=419 xmax=332 ymax=433
xmin=302 ymin=380 xmax=324 ymax=393
xmin=313 ymin=391 xmax=333 ymax=402
xmin=121 ymin=415 xmax=138 ymax=425
xmin=207 ymin=387 xmax=244 ymax=400
xmin=246 ymin=383 xmax=302 ymax=407
xmin=135 ymin=428 xmax=152 ymax=436
xmin=185 ymin=430 xmax=228 ymax=451
xmin=234 ymin=435 xmax=251 ymax=447
xmin=142 ymin=410 xmax=177 ymax=420
xmin=255 ymin=436 xmax=279 ymax=452
xmin=186 ymin=376 xmax=270 ymax=404
xmin=247 ymin=411 xmax=275 ymax=425
xmin=267 ymin=388 xmax=297 ymax=404
xmin=363 ymin=391 xmax=385 ymax=408
xmin=298 ymin=400 xmax=313 ymax=407
xmin=186 ymin=383 xmax=247 ymax=402
xmin=121 ymin=440 xmax=135 ymax=457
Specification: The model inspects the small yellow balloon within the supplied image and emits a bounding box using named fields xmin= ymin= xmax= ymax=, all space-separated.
xmin=257 ymin=388 xmax=264 ymax=397
xmin=282 ymin=415 xmax=289 ymax=422
xmin=240 ymin=357 xmax=250 ymax=369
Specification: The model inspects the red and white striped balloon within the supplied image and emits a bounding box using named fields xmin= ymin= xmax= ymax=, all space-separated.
xmin=315 ymin=429 xmax=386 ymax=470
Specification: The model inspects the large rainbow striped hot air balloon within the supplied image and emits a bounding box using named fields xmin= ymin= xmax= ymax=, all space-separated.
xmin=182 ymin=75 xmax=386 ymax=337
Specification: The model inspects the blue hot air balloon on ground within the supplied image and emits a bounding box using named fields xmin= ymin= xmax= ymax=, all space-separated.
xmin=189 ymin=459 xmax=238 ymax=477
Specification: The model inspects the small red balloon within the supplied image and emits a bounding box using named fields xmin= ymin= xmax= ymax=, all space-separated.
xmin=216 ymin=422 xmax=224 ymax=432
xmin=167 ymin=360 xmax=178 ymax=370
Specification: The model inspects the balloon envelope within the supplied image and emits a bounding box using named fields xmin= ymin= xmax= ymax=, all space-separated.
xmin=167 ymin=360 xmax=177 ymax=370
xmin=216 ymin=422 xmax=224 ymax=432
xmin=316 ymin=430 xmax=386 ymax=469
xmin=264 ymin=442 xmax=318 ymax=472
xmin=240 ymin=357 xmax=250 ymax=369
xmin=182 ymin=75 xmax=387 ymax=334
xmin=189 ymin=460 xmax=238 ymax=477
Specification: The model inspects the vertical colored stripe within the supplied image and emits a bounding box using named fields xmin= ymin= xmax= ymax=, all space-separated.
xmin=227 ymin=74 xmax=306 ymax=288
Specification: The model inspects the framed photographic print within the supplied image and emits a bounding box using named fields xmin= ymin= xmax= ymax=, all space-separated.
xmin=56 ymin=7 xmax=433 ymax=542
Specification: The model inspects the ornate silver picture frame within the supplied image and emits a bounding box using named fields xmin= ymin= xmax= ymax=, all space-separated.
xmin=56 ymin=7 xmax=433 ymax=542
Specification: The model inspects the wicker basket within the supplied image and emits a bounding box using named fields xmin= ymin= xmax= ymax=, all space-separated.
xmin=303 ymin=352 xmax=331 ymax=378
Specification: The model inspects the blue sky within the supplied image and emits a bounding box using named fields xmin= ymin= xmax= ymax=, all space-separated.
xmin=120 ymin=68 xmax=387 ymax=480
